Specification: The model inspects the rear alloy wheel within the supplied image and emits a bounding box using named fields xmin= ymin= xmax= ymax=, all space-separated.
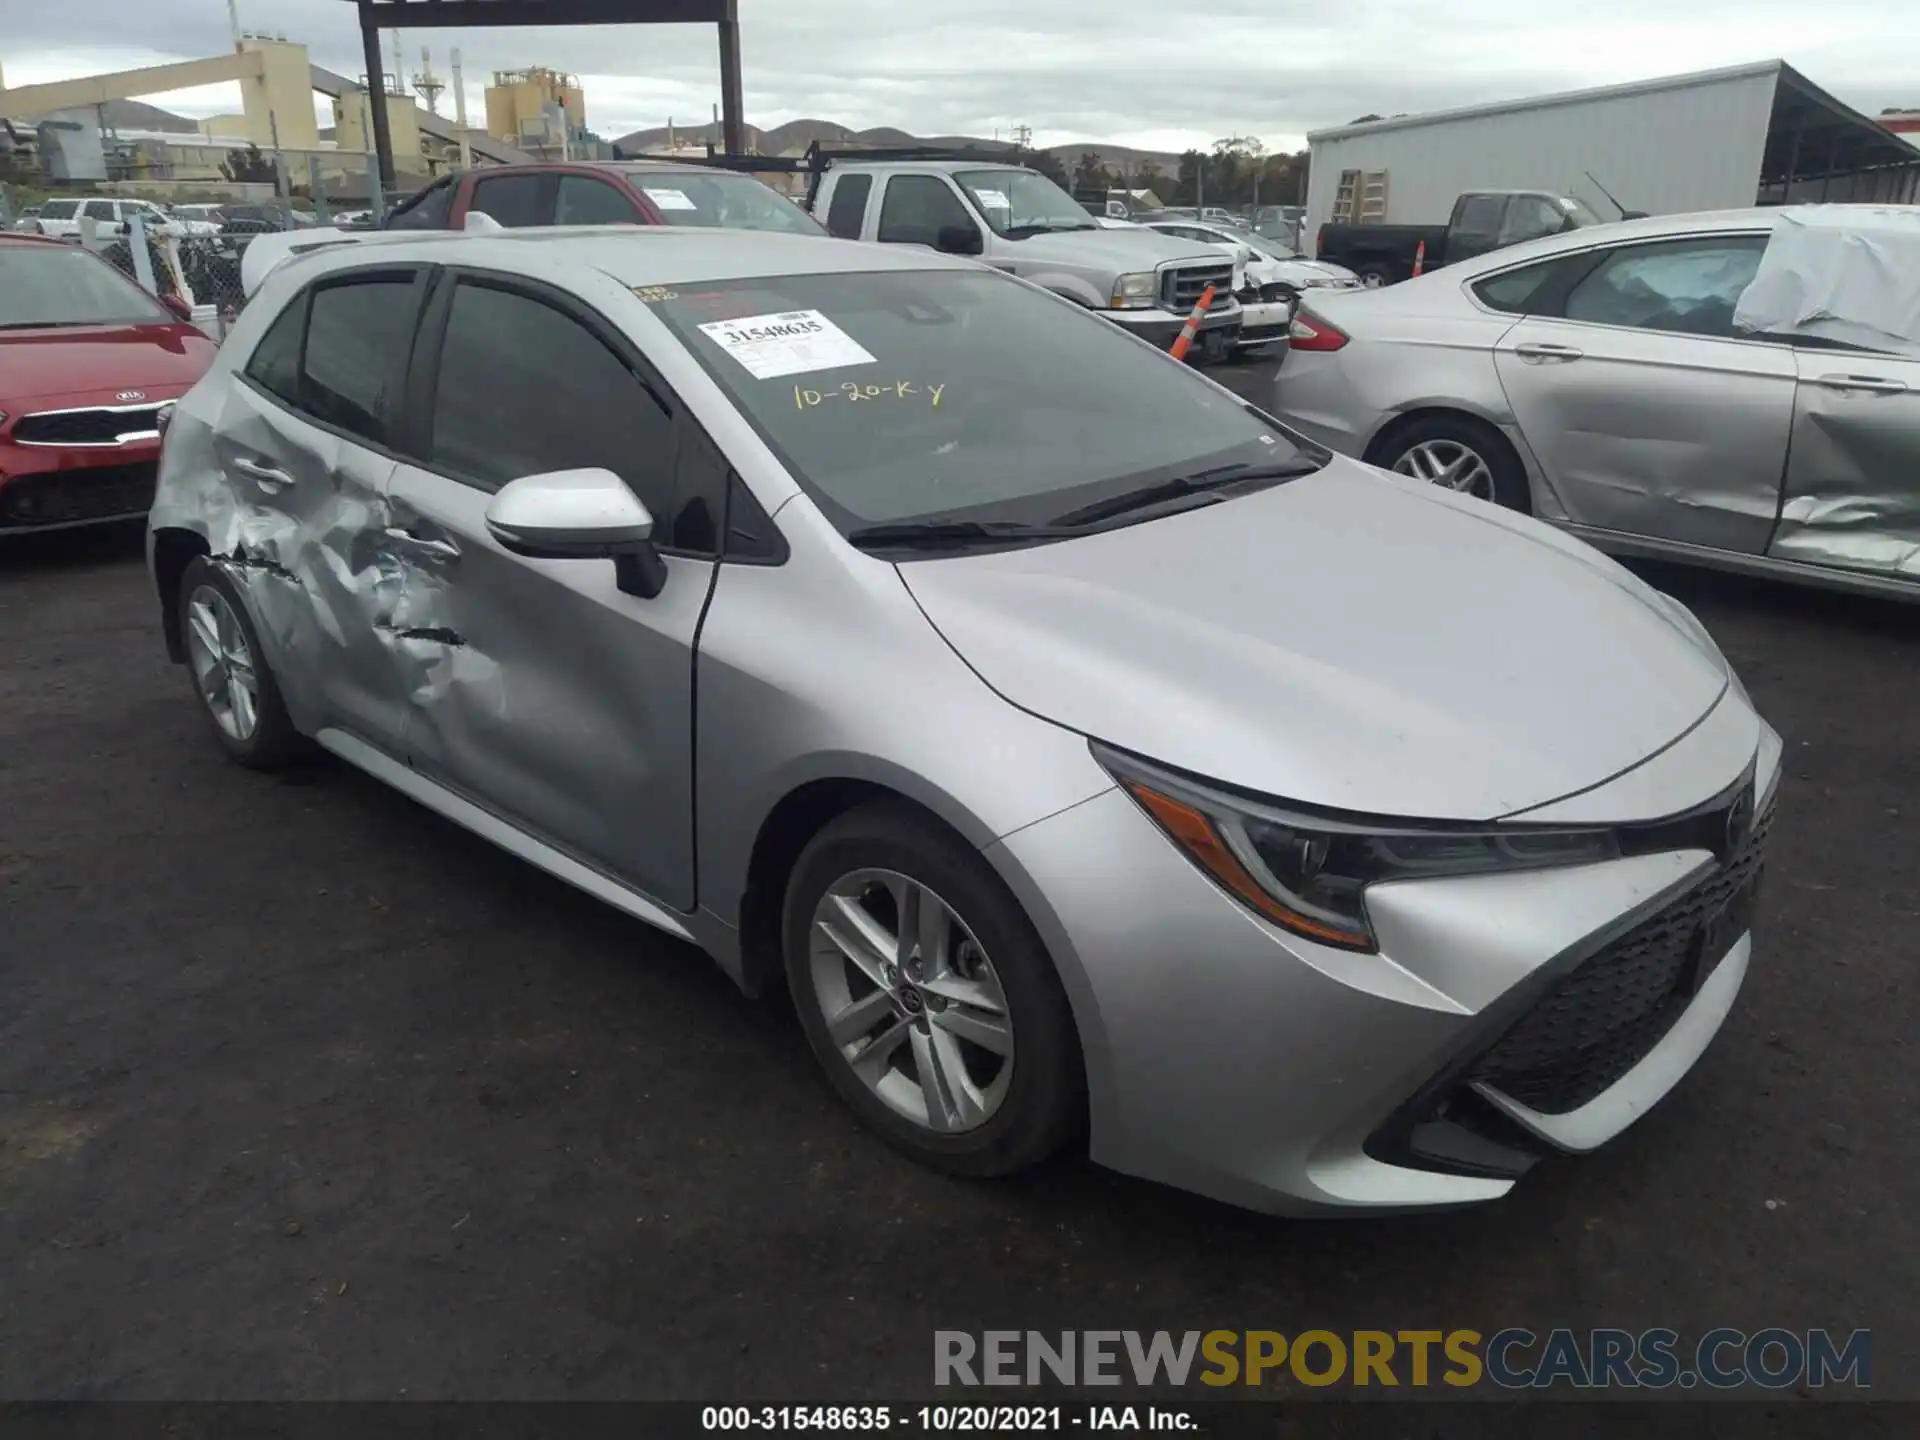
xmin=1355 ymin=264 xmax=1394 ymax=289
xmin=783 ymin=802 xmax=1082 ymax=1176
xmin=1382 ymin=415 xmax=1530 ymax=512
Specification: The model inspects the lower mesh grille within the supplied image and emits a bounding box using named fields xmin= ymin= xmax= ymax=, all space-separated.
xmin=0 ymin=462 xmax=158 ymax=528
xmin=1466 ymin=800 xmax=1773 ymax=1114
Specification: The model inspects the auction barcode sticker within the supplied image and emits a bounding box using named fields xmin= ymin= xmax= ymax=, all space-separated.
xmin=642 ymin=187 xmax=698 ymax=211
xmin=696 ymin=309 xmax=877 ymax=379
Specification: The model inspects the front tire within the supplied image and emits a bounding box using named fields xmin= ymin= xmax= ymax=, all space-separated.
xmin=782 ymin=802 xmax=1083 ymax=1176
xmin=177 ymin=555 xmax=302 ymax=768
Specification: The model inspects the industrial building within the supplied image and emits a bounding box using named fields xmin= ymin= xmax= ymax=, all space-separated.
xmin=1303 ymin=60 xmax=1920 ymax=245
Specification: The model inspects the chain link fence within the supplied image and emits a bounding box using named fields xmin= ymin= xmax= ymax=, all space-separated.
xmin=92 ymin=225 xmax=260 ymax=338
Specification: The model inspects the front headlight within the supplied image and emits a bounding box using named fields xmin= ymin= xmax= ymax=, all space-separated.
xmin=1096 ymin=744 xmax=1620 ymax=952
xmin=1110 ymin=271 xmax=1158 ymax=310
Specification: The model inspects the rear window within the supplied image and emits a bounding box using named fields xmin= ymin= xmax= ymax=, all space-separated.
xmin=626 ymin=171 xmax=824 ymax=235
xmin=824 ymin=174 xmax=872 ymax=239
xmin=649 ymin=270 xmax=1302 ymax=530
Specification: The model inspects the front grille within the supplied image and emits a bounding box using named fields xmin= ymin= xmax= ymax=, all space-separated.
xmin=1466 ymin=797 xmax=1774 ymax=1115
xmin=12 ymin=406 xmax=163 ymax=446
xmin=1161 ymin=262 xmax=1235 ymax=312
xmin=0 ymin=462 xmax=158 ymax=528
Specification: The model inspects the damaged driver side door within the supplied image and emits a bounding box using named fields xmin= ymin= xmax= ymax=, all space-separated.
xmin=216 ymin=267 xmax=433 ymax=751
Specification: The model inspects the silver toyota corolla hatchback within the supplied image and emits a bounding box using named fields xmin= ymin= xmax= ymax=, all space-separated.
xmin=149 ymin=227 xmax=1780 ymax=1215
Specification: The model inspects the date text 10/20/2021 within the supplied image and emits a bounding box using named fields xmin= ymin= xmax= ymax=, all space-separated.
xmin=703 ymin=1407 xmax=1192 ymax=1431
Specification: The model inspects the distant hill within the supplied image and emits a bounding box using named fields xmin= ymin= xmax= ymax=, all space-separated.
xmin=612 ymin=117 xmax=1182 ymax=173
xmin=101 ymin=99 xmax=199 ymax=134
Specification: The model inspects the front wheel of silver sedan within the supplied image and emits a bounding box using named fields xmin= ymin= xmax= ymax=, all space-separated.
xmin=783 ymin=802 xmax=1084 ymax=1176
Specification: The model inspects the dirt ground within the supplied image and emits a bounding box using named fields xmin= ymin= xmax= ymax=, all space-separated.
xmin=2 ymin=410 xmax=1914 ymax=1402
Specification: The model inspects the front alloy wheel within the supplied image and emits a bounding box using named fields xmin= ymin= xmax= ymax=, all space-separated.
xmin=808 ymin=869 xmax=1014 ymax=1133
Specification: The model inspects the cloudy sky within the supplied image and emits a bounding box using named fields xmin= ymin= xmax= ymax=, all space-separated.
xmin=5 ymin=0 xmax=1917 ymax=150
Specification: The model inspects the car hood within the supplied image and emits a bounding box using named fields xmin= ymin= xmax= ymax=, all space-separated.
xmin=898 ymin=459 xmax=1730 ymax=820
xmin=0 ymin=323 xmax=215 ymax=408
xmin=1012 ymin=226 xmax=1225 ymax=268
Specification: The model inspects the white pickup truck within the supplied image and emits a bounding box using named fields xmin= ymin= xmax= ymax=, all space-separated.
xmin=809 ymin=159 xmax=1244 ymax=361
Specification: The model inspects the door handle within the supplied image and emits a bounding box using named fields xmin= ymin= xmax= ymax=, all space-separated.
xmin=232 ymin=455 xmax=294 ymax=489
xmin=1512 ymin=342 xmax=1584 ymax=361
xmin=1811 ymin=373 xmax=1909 ymax=394
xmin=384 ymin=526 xmax=461 ymax=562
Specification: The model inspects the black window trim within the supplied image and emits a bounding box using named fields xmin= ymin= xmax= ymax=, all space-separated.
xmin=1465 ymin=228 xmax=1775 ymax=329
xmin=401 ymin=264 xmax=763 ymax=563
xmin=233 ymin=266 xmax=434 ymax=463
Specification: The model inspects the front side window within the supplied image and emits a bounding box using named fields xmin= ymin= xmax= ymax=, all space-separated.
xmin=300 ymin=275 xmax=421 ymax=443
xmin=0 ymin=242 xmax=170 ymax=328
xmin=1561 ymin=236 xmax=1767 ymax=337
xmin=876 ymin=176 xmax=978 ymax=247
xmin=428 ymin=281 xmax=677 ymax=525
xmin=953 ymin=168 xmax=1097 ymax=237
xmin=650 ymin=270 xmax=1307 ymax=531
xmin=625 ymin=171 xmax=824 ymax=235
xmin=469 ymin=173 xmax=550 ymax=228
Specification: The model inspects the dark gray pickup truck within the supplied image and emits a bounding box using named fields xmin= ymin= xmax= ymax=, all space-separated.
xmin=1316 ymin=190 xmax=1609 ymax=287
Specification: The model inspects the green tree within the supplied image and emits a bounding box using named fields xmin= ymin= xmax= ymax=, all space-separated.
xmin=1022 ymin=148 xmax=1071 ymax=189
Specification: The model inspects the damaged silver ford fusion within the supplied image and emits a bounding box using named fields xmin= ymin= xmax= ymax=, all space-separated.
xmin=149 ymin=225 xmax=1780 ymax=1217
xmin=1272 ymin=202 xmax=1920 ymax=600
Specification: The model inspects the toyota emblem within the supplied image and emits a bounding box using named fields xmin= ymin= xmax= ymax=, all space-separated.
xmin=116 ymin=390 xmax=147 ymax=402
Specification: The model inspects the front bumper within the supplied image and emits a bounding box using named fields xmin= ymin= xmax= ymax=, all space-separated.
xmin=0 ymin=438 xmax=163 ymax=533
xmin=985 ymin=719 xmax=1782 ymax=1215
xmin=1107 ymin=302 xmax=1242 ymax=352
xmin=1233 ymin=297 xmax=1292 ymax=350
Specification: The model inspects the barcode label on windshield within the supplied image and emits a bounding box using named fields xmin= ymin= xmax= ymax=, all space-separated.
xmin=696 ymin=309 xmax=877 ymax=379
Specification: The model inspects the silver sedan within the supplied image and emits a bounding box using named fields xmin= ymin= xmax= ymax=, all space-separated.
xmin=150 ymin=226 xmax=1777 ymax=1215
xmin=1272 ymin=208 xmax=1920 ymax=599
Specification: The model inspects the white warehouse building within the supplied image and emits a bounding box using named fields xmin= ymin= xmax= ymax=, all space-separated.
xmin=1303 ymin=59 xmax=1920 ymax=252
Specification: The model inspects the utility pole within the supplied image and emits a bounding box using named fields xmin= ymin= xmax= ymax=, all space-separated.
xmin=227 ymin=0 xmax=244 ymax=50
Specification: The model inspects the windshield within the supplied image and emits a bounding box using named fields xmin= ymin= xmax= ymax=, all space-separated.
xmin=954 ymin=169 xmax=1096 ymax=237
xmin=626 ymin=171 xmax=825 ymax=235
xmin=649 ymin=269 xmax=1311 ymax=532
xmin=0 ymin=243 xmax=171 ymax=328
xmin=1211 ymin=222 xmax=1300 ymax=259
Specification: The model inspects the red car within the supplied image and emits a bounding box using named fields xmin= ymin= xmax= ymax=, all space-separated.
xmin=0 ymin=233 xmax=217 ymax=533
xmin=380 ymin=160 xmax=825 ymax=235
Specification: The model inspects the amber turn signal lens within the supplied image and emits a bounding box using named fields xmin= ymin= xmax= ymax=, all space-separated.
xmin=1123 ymin=780 xmax=1374 ymax=949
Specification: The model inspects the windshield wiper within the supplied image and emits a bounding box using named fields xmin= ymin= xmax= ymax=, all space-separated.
xmin=1003 ymin=221 xmax=1097 ymax=238
xmin=845 ymin=519 xmax=1083 ymax=552
xmin=1051 ymin=460 xmax=1324 ymax=529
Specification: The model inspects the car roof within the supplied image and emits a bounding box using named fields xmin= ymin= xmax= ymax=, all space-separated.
xmin=270 ymin=224 xmax=982 ymax=291
xmin=0 ymin=231 xmax=66 ymax=247
xmin=828 ymin=159 xmax=1031 ymax=176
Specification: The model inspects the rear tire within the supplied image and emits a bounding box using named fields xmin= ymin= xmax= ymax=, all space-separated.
xmin=177 ymin=556 xmax=303 ymax=769
xmin=1376 ymin=414 xmax=1531 ymax=512
xmin=782 ymin=801 xmax=1083 ymax=1177
xmin=1354 ymin=262 xmax=1398 ymax=289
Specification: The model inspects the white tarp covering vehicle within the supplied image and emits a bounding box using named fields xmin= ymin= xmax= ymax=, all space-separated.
xmin=1734 ymin=205 xmax=1920 ymax=357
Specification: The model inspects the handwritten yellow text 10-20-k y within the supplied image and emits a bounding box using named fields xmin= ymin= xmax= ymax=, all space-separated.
xmin=795 ymin=380 xmax=946 ymax=410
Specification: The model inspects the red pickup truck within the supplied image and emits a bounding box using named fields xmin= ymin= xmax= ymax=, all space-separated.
xmin=380 ymin=160 xmax=826 ymax=237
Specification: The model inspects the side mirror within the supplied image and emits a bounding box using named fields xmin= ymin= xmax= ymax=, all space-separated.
xmin=935 ymin=224 xmax=984 ymax=256
xmin=160 ymin=293 xmax=194 ymax=321
xmin=484 ymin=467 xmax=668 ymax=598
